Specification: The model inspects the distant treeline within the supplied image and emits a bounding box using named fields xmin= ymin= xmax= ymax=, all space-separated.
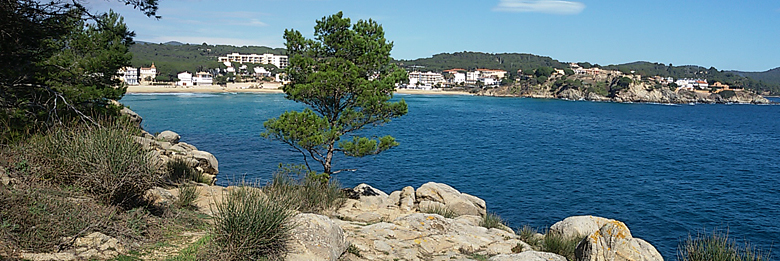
xmin=129 ymin=42 xmax=286 ymax=80
xmin=129 ymin=43 xmax=780 ymax=94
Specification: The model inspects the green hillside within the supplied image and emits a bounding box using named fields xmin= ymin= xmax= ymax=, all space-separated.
xmin=129 ymin=42 xmax=286 ymax=79
xmin=734 ymin=67 xmax=780 ymax=86
xmin=395 ymin=51 xmax=566 ymax=75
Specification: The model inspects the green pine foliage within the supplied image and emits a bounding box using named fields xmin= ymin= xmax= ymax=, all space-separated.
xmin=396 ymin=52 xmax=566 ymax=75
xmin=262 ymin=12 xmax=408 ymax=181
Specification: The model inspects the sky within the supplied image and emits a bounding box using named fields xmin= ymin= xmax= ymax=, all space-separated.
xmin=87 ymin=0 xmax=780 ymax=72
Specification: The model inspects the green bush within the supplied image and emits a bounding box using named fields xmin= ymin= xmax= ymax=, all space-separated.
xmin=419 ymin=204 xmax=457 ymax=219
xmin=19 ymin=121 xmax=158 ymax=208
xmin=262 ymin=164 xmax=345 ymax=214
xmin=175 ymin=185 xmax=199 ymax=210
xmin=678 ymin=229 xmax=771 ymax=261
xmin=211 ymin=186 xmax=295 ymax=260
xmin=541 ymin=231 xmax=585 ymax=261
xmin=480 ymin=212 xmax=507 ymax=230
xmin=519 ymin=225 xmax=541 ymax=246
xmin=166 ymin=158 xmax=204 ymax=184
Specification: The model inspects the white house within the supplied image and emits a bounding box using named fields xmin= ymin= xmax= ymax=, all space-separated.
xmin=139 ymin=63 xmax=157 ymax=82
xmin=193 ymin=72 xmax=212 ymax=86
xmin=254 ymin=67 xmax=271 ymax=77
xmin=176 ymin=72 xmax=193 ymax=86
xmin=442 ymin=69 xmax=466 ymax=85
xmin=408 ymin=71 xmax=445 ymax=88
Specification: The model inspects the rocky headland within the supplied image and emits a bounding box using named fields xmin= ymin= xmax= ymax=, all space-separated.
xmin=479 ymin=74 xmax=774 ymax=105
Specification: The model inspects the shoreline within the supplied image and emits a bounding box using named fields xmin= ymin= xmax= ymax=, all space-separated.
xmin=126 ymin=83 xmax=472 ymax=96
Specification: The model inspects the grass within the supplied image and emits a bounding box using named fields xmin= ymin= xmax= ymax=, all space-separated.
xmin=175 ymin=185 xmax=199 ymax=210
xmin=678 ymin=229 xmax=772 ymax=261
xmin=419 ymin=204 xmax=457 ymax=219
xmin=480 ymin=212 xmax=507 ymax=230
xmin=164 ymin=234 xmax=213 ymax=261
xmin=519 ymin=225 xmax=542 ymax=246
xmin=165 ymin=158 xmax=204 ymax=185
xmin=262 ymin=164 xmax=346 ymax=214
xmin=540 ymin=231 xmax=585 ymax=261
xmin=346 ymin=244 xmax=362 ymax=258
xmin=16 ymin=120 xmax=158 ymax=208
xmin=210 ymin=185 xmax=296 ymax=260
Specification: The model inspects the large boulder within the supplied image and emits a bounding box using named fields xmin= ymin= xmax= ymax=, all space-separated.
xmin=287 ymin=213 xmax=348 ymax=261
xmin=575 ymin=220 xmax=663 ymax=261
xmin=156 ymin=130 xmax=180 ymax=144
xmin=415 ymin=182 xmax=486 ymax=216
xmin=399 ymin=186 xmax=416 ymax=212
xmin=490 ymin=251 xmax=567 ymax=261
xmin=119 ymin=107 xmax=142 ymax=126
xmin=549 ymin=215 xmax=614 ymax=238
xmin=189 ymin=150 xmax=219 ymax=175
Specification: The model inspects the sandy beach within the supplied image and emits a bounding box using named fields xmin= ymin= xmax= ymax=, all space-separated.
xmin=126 ymin=83 xmax=472 ymax=96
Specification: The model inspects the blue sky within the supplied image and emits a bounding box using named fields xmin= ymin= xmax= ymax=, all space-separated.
xmin=89 ymin=0 xmax=780 ymax=72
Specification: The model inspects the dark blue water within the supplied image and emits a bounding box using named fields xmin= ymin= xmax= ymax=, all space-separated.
xmin=122 ymin=93 xmax=780 ymax=260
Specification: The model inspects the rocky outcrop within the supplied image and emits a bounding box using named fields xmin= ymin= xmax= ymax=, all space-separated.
xmin=131 ymin=128 xmax=219 ymax=185
xmin=490 ymin=251 xmax=567 ymax=261
xmin=416 ymin=182 xmax=487 ymax=217
xmin=550 ymin=215 xmax=615 ymax=238
xmin=21 ymin=232 xmax=126 ymax=261
xmin=575 ymin=220 xmax=663 ymax=261
xmin=288 ymin=214 xmax=348 ymax=261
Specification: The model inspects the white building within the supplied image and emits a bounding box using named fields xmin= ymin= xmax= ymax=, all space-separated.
xmin=442 ymin=69 xmax=466 ymax=85
xmin=139 ymin=63 xmax=157 ymax=82
xmin=176 ymin=72 xmax=193 ymax=86
xmin=118 ymin=67 xmax=139 ymax=85
xmin=254 ymin=67 xmax=271 ymax=77
xmin=218 ymin=53 xmax=289 ymax=69
xmin=408 ymin=71 xmax=445 ymax=88
xmin=193 ymin=72 xmax=212 ymax=86
xmin=477 ymin=69 xmax=507 ymax=79
xmin=675 ymin=79 xmax=709 ymax=90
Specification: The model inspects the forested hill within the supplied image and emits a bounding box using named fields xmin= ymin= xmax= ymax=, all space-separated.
xmin=602 ymin=62 xmax=780 ymax=95
xmin=733 ymin=67 xmax=780 ymax=86
xmin=395 ymin=52 xmax=565 ymax=74
xmin=129 ymin=42 xmax=286 ymax=79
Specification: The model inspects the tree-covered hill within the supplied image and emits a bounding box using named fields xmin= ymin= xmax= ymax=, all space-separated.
xmin=602 ymin=62 xmax=780 ymax=95
xmin=733 ymin=67 xmax=780 ymax=86
xmin=129 ymin=42 xmax=286 ymax=79
xmin=395 ymin=51 xmax=566 ymax=75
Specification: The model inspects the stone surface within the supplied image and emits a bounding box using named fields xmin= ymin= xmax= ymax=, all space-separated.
xmin=550 ymin=215 xmax=615 ymax=238
xmin=144 ymin=187 xmax=178 ymax=207
xmin=416 ymin=182 xmax=487 ymax=216
xmin=119 ymin=106 xmax=142 ymax=126
xmin=19 ymin=253 xmax=76 ymax=261
xmin=399 ymin=186 xmax=416 ymax=212
xmin=189 ymin=150 xmax=219 ymax=175
xmin=156 ymin=130 xmax=180 ymax=143
xmin=287 ymin=213 xmax=348 ymax=261
xmin=575 ymin=220 xmax=664 ymax=261
xmin=490 ymin=251 xmax=567 ymax=261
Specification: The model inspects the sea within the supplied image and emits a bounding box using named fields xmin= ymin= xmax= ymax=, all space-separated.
xmin=122 ymin=93 xmax=780 ymax=260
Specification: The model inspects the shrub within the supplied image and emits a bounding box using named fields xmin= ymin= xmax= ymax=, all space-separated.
xmin=541 ymin=231 xmax=585 ymax=261
xmin=19 ymin=121 xmax=158 ymax=208
xmin=166 ymin=158 xmax=204 ymax=184
xmin=678 ymin=229 xmax=771 ymax=261
xmin=262 ymin=164 xmax=345 ymax=214
xmin=480 ymin=212 xmax=507 ymax=230
xmin=211 ymin=185 xmax=295 ymax=260
xmin=419 ymin=204 xmax=457 ymax=219
xmin=519 ymin=225 xmax=542 ymax=247
xmin=175 ymin=185 xmax=199 ymax=210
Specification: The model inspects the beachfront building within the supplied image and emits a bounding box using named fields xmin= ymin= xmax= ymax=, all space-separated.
xmin=408 ymin=71 xmax=445 ymax=89
xmin=254 ymin=67 xmax=272 ymax=77
xmin=442 ymin=69 xmax=466 ymax=85
xmin=139 ymin=63 xmax=157 ymax=82
xmin=218 ymin=53 xmax=289 ymax=69
xmin=118 ymin=67 xmax=139 ymax=85
xmin=176 ymin=72 xmax=193 ymax=86
xmin=193 ymin=72 xmax=212 ymax=86
xmin=675 ymin=79 xmax=709 ymax=91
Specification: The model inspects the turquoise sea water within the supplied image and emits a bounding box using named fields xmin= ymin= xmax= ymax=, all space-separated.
xmin=122 ymin=93 xmax=780 ymax=260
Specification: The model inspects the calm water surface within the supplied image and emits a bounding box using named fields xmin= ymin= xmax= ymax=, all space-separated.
xmin=122 ymin=93 xmax=780 ymax=260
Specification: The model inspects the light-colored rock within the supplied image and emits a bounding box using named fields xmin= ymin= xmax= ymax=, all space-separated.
xmin=156 ymin=130 xmax=180 ymax=144
xmin=575 ymin=220 xmax=664 ymax=261
xmin=352 ymin=183 xmax=388 ymax=208
xmin=1 ymin=167 xmax=14 ymax=186
xmin=550 ymin=215 xmax=615 ymax=238
xmin=287 ymin=213 xmax=348 ymax=261
xmin=169 ymin=142 xmax=197 ymax=154
xmin=120 ymin=106 xmax=142 ymax=126
xmin=416 ymin=182 xmax=486 ymax=216
xmin=133 ymin=136 xmax=158 ymax=151
xmin=399 ymin=186 xmax=416 ymax=212
xmin=144 ymin=187 xmax=178 ymax=206
xmin=190 ymin=150 xmax=219 ymax=175
xmin=490 ymin=251 xmax=567 ymax=261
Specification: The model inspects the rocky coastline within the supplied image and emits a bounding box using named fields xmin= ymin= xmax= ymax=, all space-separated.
xmin=120 ymin=108 xmax=666 ymax=261
xmin=478 ymin=77 xmax=774 ymax=105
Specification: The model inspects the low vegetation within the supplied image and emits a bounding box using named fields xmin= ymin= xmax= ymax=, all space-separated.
xmin=165 ymin=158 xmax=205 ymax=185
xmin=420 ymin=204 xmax=457 ymax=219
xmin=516 ymin=226 xmax=584 ymax=261
xmin=262 ymin=164 xmax=346 ymax=214
xmin=480 ymin=212 xmax=508 ymax=230
xmin=678 ymin=229 xmax=772 ymax=261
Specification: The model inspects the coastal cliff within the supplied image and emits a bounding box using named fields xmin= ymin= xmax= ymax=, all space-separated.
xmin=479 ymin=74 xmax=773 ymax=104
